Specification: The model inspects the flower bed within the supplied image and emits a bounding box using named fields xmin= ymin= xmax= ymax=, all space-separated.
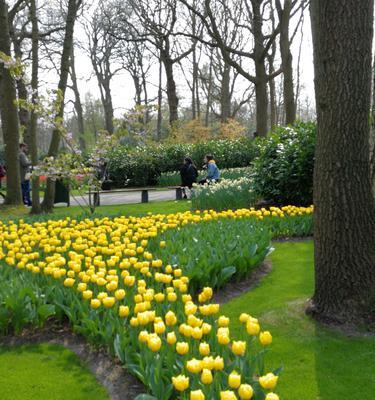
xmin=191 ymin=178 xmax=258 ymax=211
xmin=0 ymin=207 xmax=312 ymax=399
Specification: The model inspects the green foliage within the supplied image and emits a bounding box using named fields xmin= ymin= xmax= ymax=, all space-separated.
xmin=191 ymin=178 xmax=258 ymax=211
xmin=252 ymin=122 xmax=316 ymax=205
xmin=148 ymin=218 xmax=272 ymax=293
xmin=107 ymin=138 xmax=257 ymax=187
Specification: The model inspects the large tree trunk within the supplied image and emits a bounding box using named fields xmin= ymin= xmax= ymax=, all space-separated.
xmin=11 ymin=39 xmax=30 ymax=142
xmin=161 ymin=50 xmax=178 ymax=125
xmin=253 ymin=0 xmax=268 ymax=137
xmin=371 ymin=55 xmax=375 ymax=196
xmin=156 ymin=57 xmax=162 ymax=140
xmin=0 ymin=0 xmax=22 ymax=205
xmin=277 ymin=0 xmax=296 ymax=125
xmin=220 ymin=63 xmax=231 ymax=123
xmin=29 ymin=0 xmax=41 ymax=214
xmin=309 ymin=0 xmax=375 ymax=325
xmin=70 ymin=47 xmax=85 ymax=151
xmin=42 ymin=0 xmax=80 ymax=212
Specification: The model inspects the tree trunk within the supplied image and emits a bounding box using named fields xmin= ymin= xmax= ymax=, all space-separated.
xmin=253 ymin=0 xmax=268 ymax=137
xmin=11 ymin=39 xmax=30 ymax=142
xmin=161 ymin=50 xmax=178 ymax=125
xmin=157 ymin=57 xmax=162 ymax=139
xmin=371 ymin=55 xmax=375 ymax=196
xmin=42 ymin=0 xmax=80 ymax=212
xmin=103 ymin=85 xmax=114 ymax=134
xmin=0 ymin=0 xmax=22 ymax=205
xmin=309 ymin=0 xmax=375 ymax=325
xmin=278 ymin=0 xmax=296 ymax=125
xmin=29 ymin=0 xmax=41 ymax=214
xmin=220 ymin=63 xmax=231 ymax=123
xmin=70 ymin=47 xmax=85 ymax=151
xmin=205 ymin=54 xmax=213 ymax=127
xmin=254 ymin=61 xmax=268 ymax=137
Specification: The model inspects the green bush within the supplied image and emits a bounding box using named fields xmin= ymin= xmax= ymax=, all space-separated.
xmin=107 ymin=138 xmax=257 ymax=187
xmin=191 ymin=177 xmax=258 ymax=211
xmin=252 ymin=122 xmax=316 ymax=205
xmin=148 ymin=218 xmax=272 ymax=293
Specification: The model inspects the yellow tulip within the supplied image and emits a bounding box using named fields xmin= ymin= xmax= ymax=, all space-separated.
xmin=238 ymin=384 xmax=254 ymax=399
xmin=138 ymin=330 xmax=149 ymax=343
xmin=82 ymin=290 xmax=93 ymax=300
xmin=201 ymin=368 xmax=213 ymax=384
xmin=176 ymin=342 xmax=189 ymax=355
xmin=90 ymin=299 xmax=101 ymax=309
xmin=199 ymin=342 xmax=210 ymax=356
xmin=147 ymin=334 xmax=162 ymax=352
xmin=259 ymin=331 xmax=272 ymax=346
xmin=154 ymin=321 xmax=166 ymax=334
xmin=232 ymin=340 xmax=246 ymax=356
xmin=202 ymin=356 xmax=214 ymax=370
xmin=228 ymin=371 xmax=241 ymax=389
xmin=167 ymin=331 xmax=177 ymax=345
xmin=172 ymin=375 xmax=189 ymax=392
xmin=218 ymin=315 xmax=230 ymax=327
xmin=214 ymin=356 xmax=224 ymax=370
xmin=102 ymin=296 xmax=115 ymax=308
xmin=115 ymin=289 xmax=126 ymax=300
xmin=190 ymin=389 xmax=205 ymax=400
xmin=239 ymin=313 xmax=250 ymax=323
xmin=63 ymin=277 xmax=75 ymax=287
xmin=220 ymin=391 xmax=237 ymax=400
xmin=186 ymin=358 xmax=202 ymax=374
xmin=259 ymin=373 xmax=278 ymax=390
xmin=265 ymin=393 xmax=279 ymax=400
xmin=118 ymin=305 xmax=129 ymax=317
xmin=165 ymin=310 xmax=177 ymax=326
xmin=246 ymin=321 xmax=260 ymax=336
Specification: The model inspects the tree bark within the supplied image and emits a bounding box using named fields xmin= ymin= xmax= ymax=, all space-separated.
xmin=220 ymin=63 xmax=231 ymax=123
xmin=70 ymin=47 xmax=86 ymax=151
xmin=156 ymin=56 xmax=163 ymax=139
xmin=252 ymin=0 xmax=268 ymax=137
xmin=160 ymin=49 xmax=179 ymax=125
xmin=276 ymin=0 xmax=296 ymax=125
xmin=29 ymin=0 xmax=41 ymax=214
xmin=11 ymin=38 xmax=30 ymax=143
xmin=0 ymin=0 xmax=22 ymax=205
xmin=309 ymin=0 xmax=375 ymax=326
xmin=42 ymin=0 xmax=80 ymax=212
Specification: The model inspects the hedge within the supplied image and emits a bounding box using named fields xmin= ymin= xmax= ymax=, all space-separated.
xmin=107 ymin=138 xmax=257 ymax=187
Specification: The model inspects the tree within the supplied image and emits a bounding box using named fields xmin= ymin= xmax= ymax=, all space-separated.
xmin=309 ymin=0 xmax=375 ymax=326
xmin=42 ymin=0 xmax=82 ymax=212
xmin=85 ymin=1 xmax=119 ymax=134
xmin=0 ymin=0 xmax=22 ymax=205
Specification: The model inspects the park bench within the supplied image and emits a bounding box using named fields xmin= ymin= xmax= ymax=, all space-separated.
xmin=85 ymin=186 xmax=183 ymax=206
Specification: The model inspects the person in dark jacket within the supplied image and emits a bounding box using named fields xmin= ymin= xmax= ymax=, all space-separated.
xmin=180 ymin=157 xmax=198 ymax=199
xmin=19 ymin=143 xmax=32 ymax=206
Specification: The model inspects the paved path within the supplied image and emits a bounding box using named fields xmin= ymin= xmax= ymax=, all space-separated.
xmin=0 ymin=189 xmax=178 ymax=207
xmin=63 ymin=189 xmax=177 ymax=207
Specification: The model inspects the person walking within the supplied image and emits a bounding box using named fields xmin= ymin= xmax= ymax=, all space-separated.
xmin=199 ymin=154 xmax=220 ymax=185
xmin=180 ymin=157 xmax=198 ymax=199
xmin=0 ymin=163 xmax=5 ymax=189
xmin=19 ymin=143 xmax=32 ymax=206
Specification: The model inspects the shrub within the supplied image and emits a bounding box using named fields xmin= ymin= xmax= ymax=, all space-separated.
xmin=251 ymin=122 xmax=316 ymax=205
xmin=107 ymin=138 xmax=257 ymax=187
xmin=191 ymin=178 xmax=258 ymax=211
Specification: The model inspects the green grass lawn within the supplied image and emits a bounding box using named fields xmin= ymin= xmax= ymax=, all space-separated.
xmin=0 ymin=200 xmax=190 ymax=222
xmin=0 ymin=343 xmax=109 ymax=400
xmin=223 ymin=241 xmax=375 ymax=399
